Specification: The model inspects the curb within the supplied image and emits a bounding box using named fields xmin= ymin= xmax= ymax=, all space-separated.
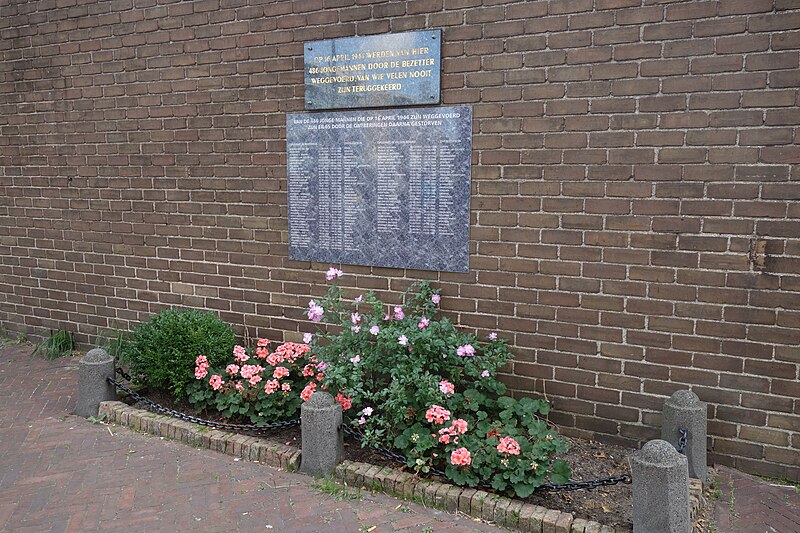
xmin=98 ymin=401 xmax=301 ymax=471
xmin=98 ymin=401 xmax=702 ymax=533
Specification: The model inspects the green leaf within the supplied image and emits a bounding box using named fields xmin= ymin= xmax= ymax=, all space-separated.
xmin=512 ymin=481 xmax=536 ymax=498
xmin=394 ymin=434 xmax=409 ymax=449
xmin=496 ymin=396 xmax=515 ymax=410
xmin=550 ymin=460 xmax=571 ymax=484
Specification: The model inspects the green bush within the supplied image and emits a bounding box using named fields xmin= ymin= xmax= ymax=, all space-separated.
xmin=118 ymin=309 xmax=236 ymax=399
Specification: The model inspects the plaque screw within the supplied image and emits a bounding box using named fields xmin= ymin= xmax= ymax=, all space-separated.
xmin=307 ymin=46 xmax=312 ymax=51
xmin=431 ymin=35 xmax=436 ymax=40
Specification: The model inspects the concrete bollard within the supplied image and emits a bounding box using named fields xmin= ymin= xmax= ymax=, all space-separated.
xmin=661 ymin=389 xmax=707 ymax=482
xmin=75 ymin=348 xmax=117 ymax=418
xmin=632 ymin=439 xmax=690 ymax=533
xmin=300 ymin=391 xmax=343 ymax=477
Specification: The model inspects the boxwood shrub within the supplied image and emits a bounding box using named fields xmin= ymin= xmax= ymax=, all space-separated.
xmin=118 ymin=308 xmax=236 ymax=399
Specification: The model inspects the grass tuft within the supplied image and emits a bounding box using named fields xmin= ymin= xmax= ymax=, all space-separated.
xmin=32 ymin=329 xmax=76 ymax=360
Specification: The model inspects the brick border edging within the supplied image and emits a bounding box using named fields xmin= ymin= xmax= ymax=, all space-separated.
xmin=98 ymin=401 xmax=301 ymax=471
xmin=98 ymin=401 xmax=702 ymax=533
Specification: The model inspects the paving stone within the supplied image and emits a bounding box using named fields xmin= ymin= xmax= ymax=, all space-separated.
xmin=554 ymin=511 xmax=574 ymax=533
xmin=503 ymin=499 xmax=524 ymax=528
xmin=543 ymin=508 xmax=561 ymax=533
xmin=493 ymin=495 xmax=512 ymax=525
xmin=459 ymin=487 xmax=478 ymax=515
xmin=481 ymin=493 xmax=502 ymax=522
xmin=423 ymin=478 xmax=441 ymax=507
xmin=583 ymin=523 xmax=601 ymax=533
xmin=530 ymin=505 xmax=549 ymax=532
xmin=471 ymin=489 xmax=491 ymax=520
xmin=570 ymin=517 xmax=588 ymax=532
xmin=443 ymin=484 xmax=462 ymax=513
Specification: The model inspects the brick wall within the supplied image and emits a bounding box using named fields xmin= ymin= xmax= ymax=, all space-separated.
xmin=1 ymin=0 xmax=798 ymax=479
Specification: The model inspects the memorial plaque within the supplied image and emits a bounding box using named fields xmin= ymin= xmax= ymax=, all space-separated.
xmin=287 ymin=106 xmax=471 ymax=273
xmin=304 ymin=30 xmax=441 ymax=110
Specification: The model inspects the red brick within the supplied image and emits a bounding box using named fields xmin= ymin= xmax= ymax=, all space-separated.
xmin=746 ymin=51 xmax=799 ymax=71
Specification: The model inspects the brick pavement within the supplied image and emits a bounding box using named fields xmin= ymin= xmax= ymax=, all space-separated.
xmin=711 ymin=465 xmax=800 ymax=533
xmin=0 ymin=342 xmax=500 ymax=533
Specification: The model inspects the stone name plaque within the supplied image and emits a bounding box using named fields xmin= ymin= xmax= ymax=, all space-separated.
xmin=304 ymin=30 xmax=441 ymax=110
xmin=287 ymin=106 xmax=471 ymax=273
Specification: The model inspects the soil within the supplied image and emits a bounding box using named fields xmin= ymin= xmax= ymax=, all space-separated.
xmin=123 ymin=390 xmax=634 ymax=531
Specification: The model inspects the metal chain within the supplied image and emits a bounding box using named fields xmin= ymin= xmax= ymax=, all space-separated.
xmin=537 ymin=473 xmax=631 ymax=492
xmin=341 ymin=423 xmax=630 ymax=493
xmin=107 ymin=375 xmax=300 ymax=434
xmin=677 ymin=428 xmax=688 ymax=454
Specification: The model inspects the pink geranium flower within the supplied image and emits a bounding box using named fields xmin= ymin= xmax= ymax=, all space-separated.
xmin=450 ymin=447 xmax=471 ymax=466
xmin=266 ymin=352 xmax=283 ymax=366
xmin=239 ymin=364 xmax=263 ymax=379
xmin=335 ymin=393 xmax=352 ymax=411
xmin=209 ymin=374 xmax=224 ymax=390
xmin=431 ymin=293 xmax=441 ymax=304
xmin=300 ymin=382 xmax=317 ymax=401
xmin=451 ymin=418 xmax=468 ymax=435
xmin=425 ymin=404 xmax=451 ymax=425
xmin=273 ymin=366 xmax=289 ymax=379
xmin=393 ymin=306 xmax=405 ymax=320
xmin=233 ymin=345 xmax=249 ymax=363
xmin=264 ymin=379 xmax=280 ymax=394
xmin=497 ymin=436 xmax=521 ymax=456
xmin=418 ymin=317 xmax=430 ymax=329
xmin=438 ymin=418 xmax=468 ymax=444
xmin=439 ymin=380 xmax=454 ymax=395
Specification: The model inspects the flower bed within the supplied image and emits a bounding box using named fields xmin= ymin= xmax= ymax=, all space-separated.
xmin=99 ymin=400 xmax=628 ymax=532
xmin=186 ymin=267 xmax=571 ymax=499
